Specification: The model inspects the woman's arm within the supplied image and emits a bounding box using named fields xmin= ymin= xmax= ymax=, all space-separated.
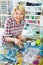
xmin=5 ymin=37 xmax=23 ymax=48
xmin=18 ymin=34 xmax=25 ymax=41
xmin=5 ymin=37 xmax=16 ymax=42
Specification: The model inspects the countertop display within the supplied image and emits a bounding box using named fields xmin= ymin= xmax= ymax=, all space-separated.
xmin=0 ymin=41 xmax=41 ymax=65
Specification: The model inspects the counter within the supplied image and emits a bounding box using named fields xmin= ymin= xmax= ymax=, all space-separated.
xmin=0 ymin=43 xmax=41 ymax=65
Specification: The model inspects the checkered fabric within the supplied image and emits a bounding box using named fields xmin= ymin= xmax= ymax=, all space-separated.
xmin=2 ymin=16 xmax=24 ymax=47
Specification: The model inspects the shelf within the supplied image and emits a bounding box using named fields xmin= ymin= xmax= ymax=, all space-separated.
xmin=25 ymin=6 xmax=42 ymax=7
xmin=25 ymin=6 xmax=42 ymax=12
xmin=25 ymin=22 xmax=40 ymax=26
xmin=25 ymin=18 xmax=40 ymax=20
xmin=25 ymin=15 xmax=41 ymax=16
xmin=23 ymin=35 xmax=40 ymax=40
xmin=0 ymin=15 xmax=11 ymax=16
xmin=25 ymin=12 xmax=42 ymax=16
xmin=25 ymin=9 xmax=42 ymax=12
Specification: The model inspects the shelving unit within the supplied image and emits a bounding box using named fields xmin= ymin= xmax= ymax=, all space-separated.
xmin=15 ymin=0 xmax=42 ymax=39
xmin=0 ymin=0 xmax=13 ymax=28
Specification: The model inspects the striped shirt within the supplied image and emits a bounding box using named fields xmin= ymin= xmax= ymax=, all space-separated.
xmin=2 ymin=16 xmax=24 ymax=47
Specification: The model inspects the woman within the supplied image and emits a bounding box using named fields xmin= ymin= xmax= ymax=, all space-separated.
xmin=2 ymin=4 xmax=25 ymax=48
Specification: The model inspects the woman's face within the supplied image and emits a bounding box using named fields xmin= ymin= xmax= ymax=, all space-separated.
xmin=14 ymin=9 xmax=24 ymax=23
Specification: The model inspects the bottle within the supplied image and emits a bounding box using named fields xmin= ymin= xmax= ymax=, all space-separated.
xmin=38 ymin=58 xmax=43 ymax=65
xmin=17 ymin=56 xmax=22 ymax=65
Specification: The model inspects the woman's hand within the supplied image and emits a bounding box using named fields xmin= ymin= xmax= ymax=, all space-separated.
xmin=18 ymin=34 xmax=25 ymax=41
xmin=14 ymin=38 xmax=23 ymax=48
xmin=5 ymin=37 xmax=23 ymax=48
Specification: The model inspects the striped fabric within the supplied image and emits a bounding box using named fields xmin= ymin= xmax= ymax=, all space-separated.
xmin=2 ymin=16 xmax=24 ymax=47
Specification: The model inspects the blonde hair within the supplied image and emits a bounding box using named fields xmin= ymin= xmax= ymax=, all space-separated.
xmin=11 ymin=4 xmax=25 ymax=19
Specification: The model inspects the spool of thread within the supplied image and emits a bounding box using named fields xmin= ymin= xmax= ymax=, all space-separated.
xmin=36 ymin=39 xmax=40 ymax=46
xmin=33 ymin=60 xmax=39 ymax=65
xmin=32 ymin=16 xmax=34 ymax=19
